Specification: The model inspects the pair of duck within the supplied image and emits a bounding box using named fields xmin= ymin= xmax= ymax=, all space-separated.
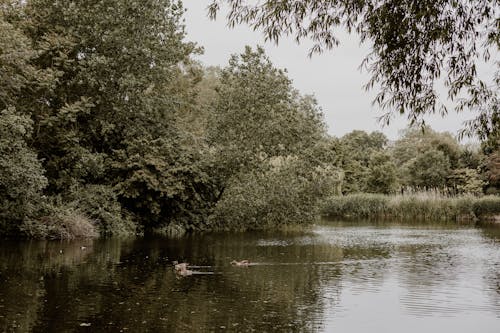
xmin=173 ymin=260 xmax=251 ymax=276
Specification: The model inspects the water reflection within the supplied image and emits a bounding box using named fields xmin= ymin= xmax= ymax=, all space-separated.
xmin=0 ymin=222 xmax=499 ymax=332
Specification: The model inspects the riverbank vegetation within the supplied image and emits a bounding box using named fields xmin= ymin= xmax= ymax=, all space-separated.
xmin=1 ymin=0 xmax=499 ymax=239
xmin=322 ymin=193 xmax=500 ymax=223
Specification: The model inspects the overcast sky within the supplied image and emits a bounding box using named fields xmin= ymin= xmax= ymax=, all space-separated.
xmin=183 ymin=1 xmax=482 ymax=141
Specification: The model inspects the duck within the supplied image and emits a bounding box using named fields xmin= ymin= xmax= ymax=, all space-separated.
xmin=172 ymin=261 xmax=193 ymax=276
xmin=176 ymin=267 xmax=193 ymax=276
xmin=173 ymin=262 xmax=189 ymax=272
xmin=231 ymin=260 xmax=250 ymax=266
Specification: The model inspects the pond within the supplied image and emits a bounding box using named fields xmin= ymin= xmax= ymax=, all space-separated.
xmin=1 ymin=221 xmax=499 ymax=332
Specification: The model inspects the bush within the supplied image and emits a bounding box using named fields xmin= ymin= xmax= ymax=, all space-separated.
xmin=66 ymin=185 xmax=137 ymax=236
xmin=472 ymin=196 xmax=500 ymax=216
xmin=210 ymin=157 xmax=338 ymax=230
xmin=21 ymin=207 xmax=98 ymax=240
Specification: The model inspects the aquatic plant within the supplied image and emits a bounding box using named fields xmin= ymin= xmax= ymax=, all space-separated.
xmin=321 ymin=193 xmax=500 ymax=223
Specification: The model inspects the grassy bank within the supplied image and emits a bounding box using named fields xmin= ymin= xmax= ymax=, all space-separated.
xmin=321 ymin=193 xmax=500 ymax=223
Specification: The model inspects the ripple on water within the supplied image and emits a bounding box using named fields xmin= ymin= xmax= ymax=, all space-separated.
xmin=1 ymin=224 xmax=500 ymax=332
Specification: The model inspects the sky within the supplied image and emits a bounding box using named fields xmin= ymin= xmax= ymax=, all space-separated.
xmin=182 ymin=1 xmax=482 ymax=141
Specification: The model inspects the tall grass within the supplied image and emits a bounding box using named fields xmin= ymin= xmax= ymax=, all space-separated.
xmin=321 ymin=192 xmax=500 ymax=223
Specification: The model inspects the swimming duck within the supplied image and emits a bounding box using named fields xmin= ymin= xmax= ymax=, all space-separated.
xmin=231 ymin=260 xmax=250 ymax=266
xmin=176 ymin=268 xmax=193 ymax=276
xmin=173 ymin=262 xmax=189 ymax=272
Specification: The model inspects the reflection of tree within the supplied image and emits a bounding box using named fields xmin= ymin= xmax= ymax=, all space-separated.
xmin=0 ymin=240 xmax=93 ymax=331
xmin=1 ymin=234 xmax=342 ymax=332
xmin=481 ymin=226 xmax=500 ymax=242
xmin=0 ymin=239 xmax=131 ymax=332
xmin=5 ymin=228 xmax=497 ymax=331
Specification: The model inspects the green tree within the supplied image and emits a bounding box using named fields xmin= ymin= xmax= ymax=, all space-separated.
xmin=366 ymin=151 xmax=398 ymax=194
xmin=177 ymin=65 xmax=221 ymax=141
xmin=112 ymin=135 xmax=217 ymax=230
xmin=448 ymin=168 xmax=485 ymax=195
xmin=207 ymin=46 xmax=335 ymax=229
xmin=208 ymin=46 xmax=326 ymax=189
xmin=210 ymin=158 xmax=337 ymax=230
xmin=484 ymin=148 xmax=500 ymax=194
xmin=208 ymin=0 xmax=499 ymax=139
xmin=392 ymin=127 xmax=465 ymax=188
xmin=392 ymin=128 xmax=461 ymax=168
xmin=3 ymin=0 xmax=222 ymax=233
xmin=339 ymin=130 xmax=389 ymax=193
xmin=407 ymin=149 xmax=451 ymax=188
xmin=0 ymin=108 xmax=47 ymax=233
xmin=21 ymin=0 xmax=197 ymax=193
xmin=0 ymin=5 xmax=34 ymax=110
xmin=0 ymin=5 xmax=51 ymax=234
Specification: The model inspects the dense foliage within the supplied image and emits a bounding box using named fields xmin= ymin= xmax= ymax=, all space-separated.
xmin=0 ymin=1 xmax=338 ymax=236
xmin=0 ymin=1 xmax=498 ymax=238
xmin=206 ymin=47 xmax=340 ymax=230
xmin=0 ymin=108 xmax=47 ymax=234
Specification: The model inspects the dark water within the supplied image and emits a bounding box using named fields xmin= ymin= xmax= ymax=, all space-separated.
xmin=1 ymin=222 xmax=499 ymax=332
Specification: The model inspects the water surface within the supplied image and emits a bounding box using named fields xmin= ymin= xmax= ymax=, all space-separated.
xmin=1 ymin=221 xmax=499 ymax=332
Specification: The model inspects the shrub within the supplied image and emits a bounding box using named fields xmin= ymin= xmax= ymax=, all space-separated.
xmin=66 ymin=185 xmax=137 ymax=236
xmin=472 ymin=196 xmax=500 ymax=217
xmin=21 ymin=207 xmax=98 ymax=240
xmin=211 ymin=158 xmax=337 ymax=230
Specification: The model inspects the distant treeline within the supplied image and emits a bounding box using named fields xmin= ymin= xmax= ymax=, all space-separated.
xmin=333 ymin=128 xmax=499 ymax=196
xmin=1 ymin=1 xmax=499 ymax=239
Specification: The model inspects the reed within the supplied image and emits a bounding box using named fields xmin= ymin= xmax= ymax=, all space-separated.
xmin=321 ymin=192 xmax=500 ymax=223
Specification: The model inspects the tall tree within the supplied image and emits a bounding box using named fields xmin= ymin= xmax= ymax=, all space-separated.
xmin=0 ymin=3 xmax=50 ymax=233
xmin=391 ymin=127 xmax=470 ymax=189
xmin=20 ymin=0 xmax=196 ymax=192
xmin=339 ymin=130 xmax=389 ymax=193
xmin=207 ymin=46 xmax=336 ymax=229
xmin=208 ymin=46 xmax=326 ymax=186
xmin=366 ymin=151 xmax=398 ymax=194
xmin=2 ymin=0 xmax=220 ymax=232
xmin=407 ymin=149 xmax=451 ymax=188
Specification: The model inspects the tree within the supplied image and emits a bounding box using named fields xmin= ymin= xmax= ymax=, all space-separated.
xmin=19 ymin=0 xmax=197 ymax=193
xmin=208 ymin=0 xmax=499 ymax=139
xmin=0 ymin=5 xmax=51 ymax=233
xmin=366 ymin=151 xmax=398 ymax=194
xmin=210 ymin=157 xmax=337 ymax=230
xmin=407 ymin=149 xmax=451 ymax=188
xmin=0 ymin=5 xmax=35 ymax=110
xmin=208 ymin=46 xmax=326 ymax=187
xmin=0 ymin=108 xmax=47 ymax=233
xmin=207 ymin=46 xmax=335 ymax=229
xmin=112 ymin=135 xmax=218 ymax=230
xmin=392 ymin=127 xmax=461 ymax=184
xmin=339 ymin=130 xmax=388 ymax=193
xmin=177 ymin=65 xmax=221 ymax=140
xmin=448 ymin=168 xmax=485 ymax=195
xmin=0 ymin=0 xmax=231 ymax=235
xmin=484 ymin=148 xmax=500 ymax=194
